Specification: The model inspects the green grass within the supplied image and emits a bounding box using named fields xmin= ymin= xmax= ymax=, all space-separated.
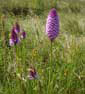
xmin=0 ymin=0 xmax=85 ymax=94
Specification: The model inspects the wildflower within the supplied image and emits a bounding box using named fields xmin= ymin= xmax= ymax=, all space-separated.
xmin=46 ymin=8 xmax=59 ymax=41
xmin=27 ymin=67 xmax=38 ymax=80
xmin=9 ymin=22 xmax=26 ymax=46
xmin=9 ymin=23 xmax=20 ymax=46
xmin=20 ymin=31 xmax=26 ymax=39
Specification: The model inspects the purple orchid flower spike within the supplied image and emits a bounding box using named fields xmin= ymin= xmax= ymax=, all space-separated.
xmin=46 ymin=8 xmax=59 ymax=42
xmin=9 ymin=23 xmax=20 ymax=46
xmin=9 ymin=22 xmax=26 ymax=46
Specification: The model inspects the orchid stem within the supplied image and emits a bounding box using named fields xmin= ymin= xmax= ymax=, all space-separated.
xmin=50 ymin=41 xmax=53 ymax=63
xmin=13 ymin=46 xmax=17 ymax=71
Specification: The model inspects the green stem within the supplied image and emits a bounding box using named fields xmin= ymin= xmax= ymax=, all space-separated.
xmin=50 ymin=41 xmax=52 ymax=63
xmin=13 ymin=46 xmax=17 ymax=72
xmin=38 ymin=80 xmax=42 ymax=94
xmin=48 ymin=41 xmax=53 ymax=92
xmin=34 ymin=20 xmax=40 ymax=43
xmin=2 ymin=16 xmax=7 ymax=80
xmin=2 ymin=16 xmax=6 ymax=47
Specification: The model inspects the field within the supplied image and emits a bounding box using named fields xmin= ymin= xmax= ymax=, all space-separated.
xmin=0 ymin=0 xmax=85 ymax=94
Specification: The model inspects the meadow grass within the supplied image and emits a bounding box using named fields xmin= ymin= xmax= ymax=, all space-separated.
xmin=0 ymin=0 xmax=85 ymax=94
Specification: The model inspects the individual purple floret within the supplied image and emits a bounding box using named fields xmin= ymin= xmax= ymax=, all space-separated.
xmin=9 ymin=39 xmax=14 ymax=46
xmin=14 ymin=22 xmax=20 ymax=34
xmin=9 ymin=38 xmax=20 ymax=46
xmin=46 ymin=8 xmax=59 ymax=41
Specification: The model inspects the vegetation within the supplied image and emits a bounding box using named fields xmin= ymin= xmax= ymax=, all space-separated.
xmin=0 ymin=0 xmax=85 ymax=94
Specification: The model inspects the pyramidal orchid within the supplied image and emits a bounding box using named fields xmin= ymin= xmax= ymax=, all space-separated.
xmin=9 ymin=22 xmax=26 ymax=46
xmin=46 ymin=8 xmax=59 ymax=63
xmin=46 ymin=8 xmax=59 ymax=42
xmin=9 ymin=23 xmax=20 ymax=46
